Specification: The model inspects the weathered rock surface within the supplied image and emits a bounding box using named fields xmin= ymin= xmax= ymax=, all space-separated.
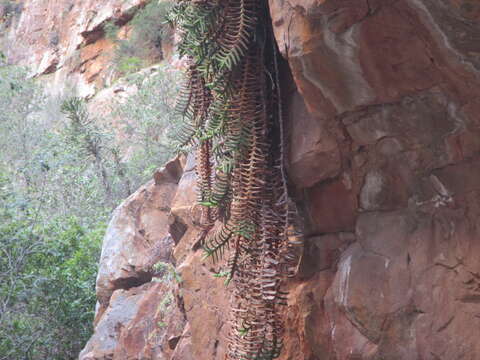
xmin=80 ymin=283 xmax=154 ymax=360
xmin=170 ymin=154 xmax=229 ymax=360
xmin=95 ymin=156 xmax=183 ymax=308
xmin=268 ymin=0 xmax=480 ymax=359
xmin=112 ymin=280 xmax=185 ymax=360
xmin=80 ymin=157 xmax=187 ymax=360
xmin=0 ymin=0 xmax=150 ymax=96
xmin=51 ymin=0 xmax=480 ymax=358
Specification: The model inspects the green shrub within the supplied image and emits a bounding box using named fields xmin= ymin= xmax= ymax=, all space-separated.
xmin=129 ymin=0 xmax=172 ymax=56
xmin=0 ymin=216 xmax=104 ymax=360
xmin=111 ymin=0 xmax=173 ymax=75
xmin=117 ymin=55 xmax=144 ymax=75
xmin=0 ymin=59 xmax=179 ymax=359
xmin=104 ymin=20 xmax=119 ymax=41
xmin=0 ymin=66 xmax=108 ymax=359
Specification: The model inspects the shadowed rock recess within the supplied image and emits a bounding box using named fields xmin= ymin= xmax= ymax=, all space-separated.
xmin=78 ymin=1 xmax=480 ymax=359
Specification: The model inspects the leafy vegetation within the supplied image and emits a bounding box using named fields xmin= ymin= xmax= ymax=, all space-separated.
xmin=0 ymin=59 xmax=179 ymax=359
xmin=0 ymin=218 xmax=104 ymax=360
xmin=112 ymin=64 xmax=181 ymax=181
xmin=109 ymin=0 xmax=173 ymax=76
xmin=170 ymin=0 xmax=303 ymax=358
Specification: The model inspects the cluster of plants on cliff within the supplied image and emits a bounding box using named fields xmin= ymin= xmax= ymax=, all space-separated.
xmin=170 ymin=0 xmax=303 ymax=357
xmin=106 ymin=0 xmax=173 ymax=76
xmin=0 ymin=62 xmax=179 ymax=359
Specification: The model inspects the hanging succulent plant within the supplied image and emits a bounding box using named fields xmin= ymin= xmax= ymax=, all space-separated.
xmin=169 ymin=0 xmax=303 ymax=358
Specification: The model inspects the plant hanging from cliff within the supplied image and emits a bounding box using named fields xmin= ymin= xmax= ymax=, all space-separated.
xmin=170 ymin=0 xmax=303 ymax=358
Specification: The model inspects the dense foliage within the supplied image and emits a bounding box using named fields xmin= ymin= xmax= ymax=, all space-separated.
xmin=0 ymin=216 xmax=104 ymax=359
xmin=0 ymin=61 xmax=179 ymax=359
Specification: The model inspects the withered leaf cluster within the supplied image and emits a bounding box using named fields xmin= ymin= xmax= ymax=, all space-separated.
xmin=170 ymin=0 xmax=303 ymax=358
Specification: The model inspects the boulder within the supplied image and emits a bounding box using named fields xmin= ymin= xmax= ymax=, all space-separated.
xmin=80 ymin=156 xmax=188 ymax=360
xmin=80 ymin=283 xmax=154 ymax=360
xmin=96 ymin=156 xmax=184 ymax=308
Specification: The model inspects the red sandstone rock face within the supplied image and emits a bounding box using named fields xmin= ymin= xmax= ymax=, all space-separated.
xmin=80 ymin=157 xmax=188 ymax=360
xmin=269 ymin=0 xmax=480 ymax=359
xmin=170 ymin=156 xmax=229 ymax=360
xmin=76 ymin=0 xmax=480 ymax=359
xmin=0 ymin=0 xmax=148 ymax=97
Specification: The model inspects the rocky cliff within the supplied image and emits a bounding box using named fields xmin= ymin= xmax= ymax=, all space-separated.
xmin=0 ymin=0 xmax=154 ymax=96
xmin=4 ymin=0 xmax=480 ymax=359
xmin=82 ymin=0 xmax=480 ymax=355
